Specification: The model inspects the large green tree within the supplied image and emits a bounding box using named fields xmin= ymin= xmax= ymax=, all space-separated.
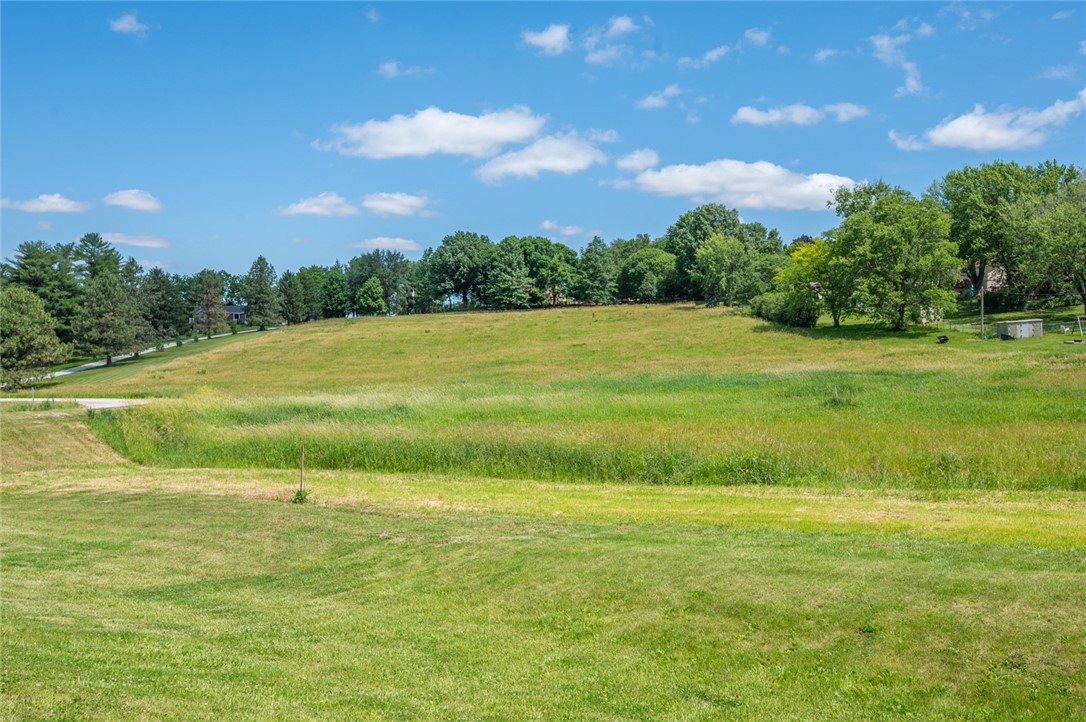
xmin=1018 ymin=178 xmax=1086 ymax=313
xmin=74 ymin=232 xmax=122 ymax=282
xmin=832 ymin=183 xmax=958 ymax=330
xmin=618 ymin=247 xmax=678 ymax=302
xmin=244 ymin=256 xmax=281 ymax=330
xmin=355 ymin=277 xmax=388 ymax=316
xmin=2 ymin=241 xmax=82 ymax=343
xmin=776 ymin=236 xmax=858 ymax=327
xmin=661 ymin=204 xmax=744 ymax=296
xmin=321 ymin=265 xmax=350 ymax=318
xmin=574 ymin=236 xmax=618 ymax=304
xmin=191 ymin=268 xmax=228 ymax=339
xmin=278 ymin=270 xmax=307 ymax=325
xmin=74 ymin=272 xmax=144 ymax=364
xmin=689 ymin=233 xmax=761 ymax=307
xmin=0 ymin=285 xmax=71 ymax=388
xmin=432 ymin=231 xmax=494 ymax=308
xmin=141 ymin=268 xmax=190 ymax=339
xmin=485 ymin=239 xmax=533 ymax=309
xmin=935 ymin=160 xmax=1079 ymax=295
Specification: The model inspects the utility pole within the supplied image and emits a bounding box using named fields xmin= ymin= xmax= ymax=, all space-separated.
xmin=979 ymin=268 xmax=986 ymax=340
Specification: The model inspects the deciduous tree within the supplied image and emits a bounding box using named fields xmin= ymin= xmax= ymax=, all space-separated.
xmin=0 ymin=285 xmax=71 ymax=388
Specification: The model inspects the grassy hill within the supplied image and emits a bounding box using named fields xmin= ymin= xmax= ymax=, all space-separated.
xmin=43 ymin=303 xmax=1083 ymax=490
xmin=3 ymin=305 xmax=1085 ymax=719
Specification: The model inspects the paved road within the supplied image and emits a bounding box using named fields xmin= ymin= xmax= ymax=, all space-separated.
xmin=53 ymin=327 xmax=269 ymax=377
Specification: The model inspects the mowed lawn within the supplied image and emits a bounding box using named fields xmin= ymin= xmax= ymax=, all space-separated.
xmin=3 ymin=410 xmax=1086 ymax=720
xmin=39 ymin=304 xmax=1085 ymax=490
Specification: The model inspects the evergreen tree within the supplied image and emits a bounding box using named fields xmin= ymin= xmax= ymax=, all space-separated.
xmin=321 ymin=265 xmax=350 ymax=318
xmin=75 ymin=232 xmax=122 ymax=282
xmin=74 ymin=272 xmax=142 ymax=364
xmin=141 ymin=268 xmax=190 ymax=339
xmin=355 ymin=277 xmax=388 ymax=316
xmin=191 ymin=268 xmax=228 ymax=339
xmin=3 ymin=240 xmax=82 ymax=343
xmin=278 ymin=270 xmax=307 ymax=325
xmin=574 ymin=236 xmax=617 ymax=304
xmin=0 ymin=285 xmax=71 ymax=388
xmin=244 ymin=255 xmax=281 ymax=329
xmin=485 ymin=240 xmax=532 ymax=309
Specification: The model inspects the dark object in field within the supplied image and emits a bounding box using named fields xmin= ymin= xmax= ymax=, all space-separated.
xmin=1066 ymin=339 xmax=1084 ymax=344
xmin=937 ymin=335 xmax=949 ymax=344
xmin=1000 ymin=333 xmax=1014 ymax=341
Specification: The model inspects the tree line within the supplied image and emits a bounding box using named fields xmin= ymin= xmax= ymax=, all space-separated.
xmin=2 ymin=159 xmax=1083 ymax=387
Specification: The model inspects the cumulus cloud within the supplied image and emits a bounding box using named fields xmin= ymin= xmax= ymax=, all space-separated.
xmin=475 ymin=133 xmax=606 ymax=183
xmin=523 ymin=24 xmax=572 ymax=55
xmin=915 ymin=22 xmax=936 ymax=38
xmin=109 ymin=12 xmax=148 ymax=36
xmin=104 ymin=189 xmax=162 ymax=212
xmin=0 ymin=193 xmax=90 ymax=213
xmin=587 ymin=128 xmax=619 ymax=143
xmin=925 ymin=87 xmax=1086 ymax=150
xmin=276 ymin=192 xmax=358 ymax=216
xmin=1052 ymin=9 xmax=1075 ymax=20
xmin=678 ymin=44 xmax=733 ymax=69
xmin=634 ymin=159 xmax=854 ymax=211
xmin=317 ymin=106 xmax=545 ymax=159
xmin=361 ymin=192 xmax=432 ymax=217
xmin=732 ymin=102 xmax=868 ymax=125
xmin=823 ymin=103 xmax=869 ymax=122
xmin=635 ymin=84 xmax=683 ymax=109
xmin=888 ymin=129 xmax=926 ymax=151
xmin=616 ymin=148 xmax=660 ymax=172
xmin=377 ymin=61 xmax=432 ymax=79
xmin=540 ymin=220 xmax=584 ymax=236
xmin=814 ymin=48 xmax=838 ymax=62
xmin=101 ymin=232 xmax=170 ymax=249
xmin=607 ymin=16 xmax=639 ymax=37
xmin=350 ymin=237 xmax=422 ymax=252
xmin=744 ymin=28 xmax=772 ymax=46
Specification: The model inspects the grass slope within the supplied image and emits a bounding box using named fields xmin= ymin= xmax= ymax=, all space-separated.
xmin=60 ymin=304 xmax=1085 ymax=490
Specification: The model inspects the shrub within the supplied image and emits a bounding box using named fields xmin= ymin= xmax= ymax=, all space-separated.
xmin=749 ymin=291 xmax=819 ymax=328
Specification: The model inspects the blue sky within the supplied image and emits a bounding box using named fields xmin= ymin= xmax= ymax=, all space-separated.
xmin=2 ymin=2 xmax=1084 ymax=275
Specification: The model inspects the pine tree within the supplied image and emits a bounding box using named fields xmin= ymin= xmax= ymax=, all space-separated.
xmin=244 ymin=255 xmax=281 ymax=329
xmin=191 ymin=269 xmax=228 ymax=339
xmin=74 ymin=272 xmax=142 ymax=365
xmin=278 ymin=270 xmax=307 ymax=325
xmin=486 ymin=241 xmax=532 ymax=309
xmin=0 ymin=285 xmax=71 ymax=388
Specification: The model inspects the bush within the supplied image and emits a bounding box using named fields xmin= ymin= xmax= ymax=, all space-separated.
xmin=749 ymin=291 xmax=819 ymax=328
xmin=981 ymin=289 xmax=1026 ymax=313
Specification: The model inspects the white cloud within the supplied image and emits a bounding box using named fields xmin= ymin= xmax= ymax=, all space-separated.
xmin=523 ymin=24 xmax=572 ymax=55
xmin=634 ymin=159 xmax=854 ymax=211
xmin=109 ymin=12 xmax=148 ymax=36
xmin=732 ymin=102 xmax=868 ymax=126
xmin=540 ymin=220 xmax=558 ymax=230
xmin=138 ymin=259 xmax=170 ymax=270
xmin=679 ymin=44 xmax=733 ymax=69
xmin=607 ymin=16 xmax=639 ymax=37
xmin=587 ymin=128 xmax=619 ymax=143
xmin=823 ymin=103 xmax=869 ymax=122
xmin=540 ymin=220 xmax=584 ymax=236
xmin=276 ymin=192 xmax=358 ymax=217
xmin=871 ymin=33 xmax=924 ymax=97
xmin=733 ymin=103 xmax=823 ymax=126
xmin=101 ymin=232 xmax=170 ymax=249
xmin=888 ymin=129 xmax=927 ymax=151
xmin=361 ymin=192 xmax=432 ymax=217
xmin=921 ymin=87 xmax=1086 ymax=150
xmin=367 ymin=8 xmax=380 ymax=23
xmin=475 ymin=133 xmax=606 ymax=183
xmin=744 ymin=28 xmax=772 ymax=47
xmin=1053 ymin=9 xmax=1075 ymax=20
xmin=585 ymin=44 xmax=627 ymax=66
xmin=635 ymin=83 xmax=682 ymax=109
xmin=36 ymin=221 xmax=54 ymax=231
xmin=939 ymin=2 xmax=996 ymax=31
xmin=616 ymin=148 xmax=660 ymax=172
xmin=915 ymin=23 xmax=936 ymax=38
xmin=1081 ymin=40 xmax=1086 ymax=54
xmin=317 ymin=106 xmax=545 ymax=159
xmin=378 ymin=61 xmax=431 ymax=79
xmin=0 ymin=193 xmax=90 ymax=213
xmin=350 ymin=237 xmax=422 ymax=252
xmin=1041 ymin=65 xmax=1075 ymax=80
xmin=104 ymin=189 xmax=162 ymax=212
xmin=814 ymin=48 xmax=838 ymax=62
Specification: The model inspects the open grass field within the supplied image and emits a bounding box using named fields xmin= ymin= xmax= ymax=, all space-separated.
xmin=3 ymin=305 xmax=1085 ymax=719
xmin=36 ymin=303 xmax=1084 ymax=490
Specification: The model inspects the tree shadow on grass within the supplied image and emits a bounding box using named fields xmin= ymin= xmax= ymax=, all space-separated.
xmin=749 ymin=319 xmax=932 ymax=341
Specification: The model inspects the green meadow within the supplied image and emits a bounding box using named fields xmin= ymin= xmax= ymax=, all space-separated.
xmin=3 ymin=304 xmax=1085 ymax=719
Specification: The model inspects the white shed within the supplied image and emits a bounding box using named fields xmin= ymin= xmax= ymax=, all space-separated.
xmin=996 ymin=319 xmax=1043 ymax=339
